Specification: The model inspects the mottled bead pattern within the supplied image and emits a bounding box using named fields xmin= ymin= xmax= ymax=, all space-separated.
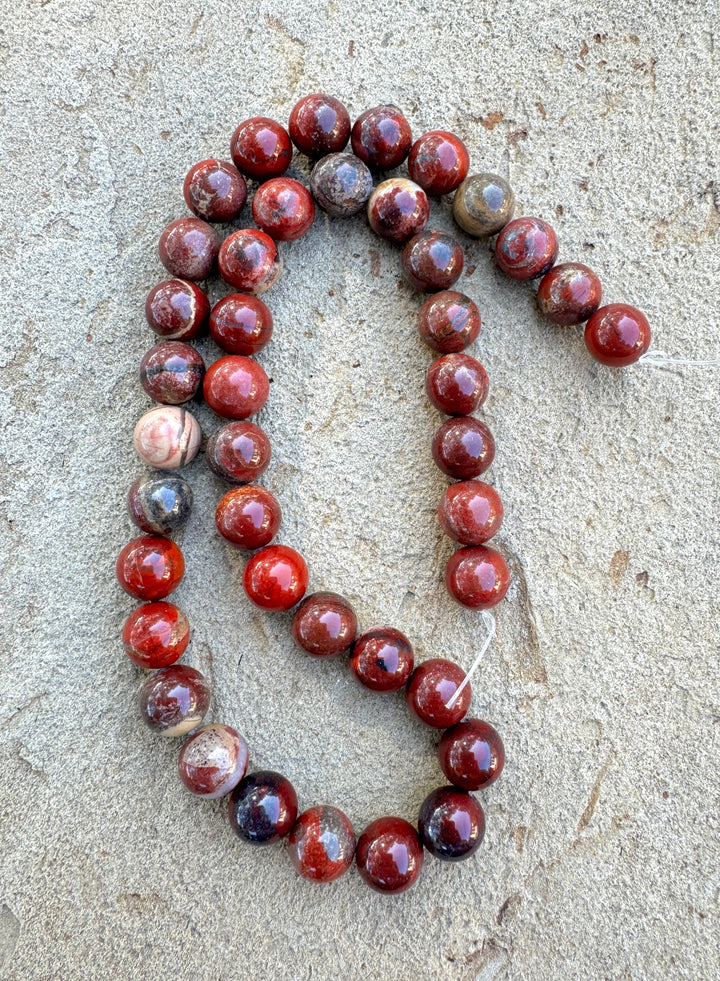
xmin=289 ymin=94 xmax=351 ymax=157
xmin=495 ymin=217 xmax=558 ymax=280
xmin=210 ymin=294 xmax=273 ymax=356
xmin=438 ymin=480 xmax=503 ymax=545
xmin=356 ymin=817 xmax=424 ymax=894
xmin=537 ymin=262 xmax=603 ymax=326
xmin=203 ymin=357 xmax=270 ymax=421
xmin=288 ymin=805 xmax=356 ymax=882
xmin=243 ymin=544 xmax=308 ymax=611
xmin=140 ymin=665 xmax=211 ymax=738
xmin=228 ymin=770 xmax=298 ymax=844
xmin=145 ymin=279 xmax=210 ymax=340
xmin=367 ymin=179 xmax=429 ymax=244
xmin=432 ymin=417 xmax=495 ymax=478
xmin=216 ymin=486 xmax=281 ymax=550
xmin=230 ymin=117 xmax=293 ymax=178
xmin=584 ymin=303 xmax=651 ymax=366
xmin=401 ymin=230 xmax=464 ymax=292
xmin=349 ymin=627 xmax=414 ymax=692
xmin=158 ymin=217 xmax=220 ymax=281
xmin=206 ymin=421 xmax=271 ymax=484
xmin=116 ymin=535 xmax=185 ymax=601
xmin=438 ymin=718 xmax=505 ymax=791
xmin=418 ymin=786 xmax=485 ymax=861
xmin=128 ymin=474 xmax=194 ymax=535
xmin=252 ymin=178 xmax=315 ymax=241
xmin=407 ymin=131 xmax=469 ymax=196
xmin=140 ymin=341 xmax=205 ymax=404
xmin=178 ymin=724 xmax=249 ymax=798
xmin=292 ymin=592 xmax=358 ymax=657
xmin=310 ymin=152 xmax=374 ymax=217
xmin=406 ymin=658 xmax=471 ymax=728
xmin=351 ymin=104 xmax=412 ymax=170
xmin=122 ymin=601 xmax=190 ymax=669
xmin=133 ymin=406 xmax=202 ymax=470
xmin=426 ymin=353 xmax=489 ymax=416
xmin=445 ymin=545 xmax=510 ymax=610
xmin=218 ymin=229 xmax=282 ymax=294
xmin=453 ymin=173 xmax=515 ymax=237
xmin=417 ymin=291 xmax=481 ymax=352
xmin=183 ymin=159 xmax=247 ymax=223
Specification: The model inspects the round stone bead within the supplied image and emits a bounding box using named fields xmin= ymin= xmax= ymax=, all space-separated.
xmin=406 ymin=658 xmax=471 ymax=729
xmin=453 ymin=173 xmax=515 ymax=237
xmin=288 ymin=805 xmax=356 ymax=883
xmin=289 ymin=93 xmax=351 ymax=157
xmin=438 ymin=480 xmax=503 ymax=545
xmin=230 ymin=117 xmax=292 ymax=178
xmin=140 ymin=665 xmax=211 ymax=738
xmin=128 ymin=474 xmax=193 ymax=536
xmin=426 ymin=353 xmax=489 ymax=415
xmin=183 ymin=159 xmax=247 ymax=223
xmin=349 ymin=627 xmax=414 ymax=693
xmin=116 ymin=535 xmax=185 ymax=601
xmin=145 ymin=279 xmax=210 ymax=340
xmin=122 ymin=601 xmax=190 ymax=669
xmin=216 ymin=486 xmax=281 ymax=550
xmin=495 ymin=217 xmax=558 ymax=280
xmin=432 ymin=417 xmax=495 ymax=479
xmin=584 ymin=303 xmax=651 ymax=367
xmin=418 ymin=786 xmax=485 ymax=861
xmin=351 ymin=105 xmax=412 ymax=170
xmin=228 ymin=770 xmax=298 ymax=844
xmin=206 ymin=421 xmax=271 ymax=484
xmin=133 ymin=406 xmax=202 ymax=470
xmin=417 ymin=291 xmax=481 ymax=352
xmin=178 ymin=724 xmax=249 ymax=799
xmin=310 ymin=152 xmax=374 ymax=217
xmin=446 ymin=545 xmax=510 ymax=610
xmin=367 ymin=179 xmax=429 ymax=244
xmin=158 ymin=218 xmax=220 ymax=281
xmin=401 ymin=230 xmax=464 ymax=292
xmin=210 ymin=294 xmax=273 ymax=356
xmin=438 ymin=718 xmax=505 ymax=791
xmin=356 ymin=817 xmax=424 ymax=894
xmin=252 ymin=178 xmax=315 ymax=241
xmin=292 ymin=592 xmax=357 ymax=657
xmin=203 ymin=356 xmax=270 ymax=420
xmin=140 ymin=341 xmax=205 ymax=404
xmin=218 ymin=229 xmax=282 ymax=294
xmin=537 ymin=262 xmax=603 ymax=326
xmin=408 ymin=131 xmax=469 ymax=196
xmin=243 ymin=544 xmax=308 ymax=611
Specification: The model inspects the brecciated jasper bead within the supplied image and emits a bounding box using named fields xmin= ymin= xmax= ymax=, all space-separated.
xmin=367 ymin=179 xmax=429 ymax=244
xmin=537 ymin=262 xmax=603 ymax=326
xmin=350 ymin=627 xmax=414 ymax=692
xmin=584 ymin=303 xmax=651 ymax=366
xmin=495 ymin=217 xmax=558 ymax=280
xmin=116 ymin=535 xmax=185 ymax=601
xmin=438 ymin=480 xmax=503 ymax=545
xmin=438 ymin=718 xmax=505 ymax=791
xmin=243 ymin=544 xmax=308 ymax=611
xmin=446 ymin=545 xmax=510 ymax=610
xmin=230 ymin=117 xmax=292 ymax=178
xmin=252 ymin=178 xmax=315 ymax=241
xmin=309 ymin=152 xmax=374 ymax=217
xmin=418 ymin=786 xmax=485 ymax=861
xmin=122 ymin=601 xmax=190 ymax=669
xmin=432 ymin=417 xmax=495 ymax=479
xmin=407 ymin=131 xmax=469 ymax=196
xmin=203 ymin=356 xmax=270 ymax=420
xmin=418 ymin=291 xmax=481 ymax=352
xmin=178 ymin=724 xmax=249 ymax=799
xmin=288 ymin=805 xmax=356 ymax=883
xmin=140 ymin=341 xmax=205 ymax=404
xmin=228 ymin=770 xmax=298 ymax=844
xmin=401 ymin=230 xmax=464 ymax=292
xmin=206 ymin=421 xmax=271 ymax=484
xmin=145 ymin=279 xmax=210 ymax=340
xmin=453 ymin=173 xmax=515 ymax=237
xmin=288 ymin=93 xmax=351 ymax=157
xmin=216 ymin=486 xmax=281 ymax=550
xmin=210 ymin=294 xmax=273 ymax=356
xmin=218 ymin=229 xmax=282 ymax=294
xmin=140 ymin=665 xmax=210 ymax=737
xmin=128 ymin=474 xmax=193 ymax=536
xmin=406 ymin=658 xmax=471 ymax=728
xmin=133 ymin=406 xmax=202 ymax=470
xmin=183 ymin=159 xmax=247 ymax=223
xmin=356 ymin=817 xmax=424 ymax=894
xmin=291 ymin=591 xmax=357 ymax=657
xmin=426 ymin=353 xmax=489 ymax=415
xmin=351 ymin=104 xmax=412 ymax=170
xmin=158 ymin=218 xmax=220 ymax=281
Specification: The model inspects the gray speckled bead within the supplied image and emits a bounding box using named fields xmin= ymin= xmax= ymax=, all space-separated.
xmin=453 ymin=173 xmax=515 ymax=237
xmin=310 ymin=152 xmax=373 ymax=217
xmin=128 ymin=474 xmax=194 ymax=535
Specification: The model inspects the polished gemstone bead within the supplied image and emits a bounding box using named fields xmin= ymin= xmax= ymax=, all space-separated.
xmin=401 ymin=230 xmax=464 ymax=292
xmin=537 ymin=262 xmax=602 ymax=326
xmin=122 ymin=601 xmax=190 ymax=669
xmin=178 ymin=724 xmax=249 ymax=798
xmin=292 ymin=592 xmax=357 ymax=657
xmin=128 ymin=474 xmax=193 ymax=536
xmin=408 ymin=131 xmax=469 ymax=196
xmin=417 ymin=290 xmax=481 ymax=352
xmin=230 ymin=117 xmax=292 ymax=178
xmin=584 ymin=303 xmax=651 ymax=366
xmin=183 ymin=159 xmax=247 ymax=223
xmin=289 ymin=94 xmax=351 ymax=157
xmin=367 ymin=179 xmax=429 ymax=244
xmin=426 ymin=353 xmax=489 ymax=415
xmin=133 ymin=406 xmax=202 ymax=470
xmin=446 ymin=545 xmax=510 ymax=610
xmin=243 ymin=544 xmax=308 ymax=611
xmin=310 ymin=152 xmax=374 ymax=217
xmin=206 ymin=421 xmax=271 ymax=484
xmin=350 ymin=627 xmax=414 ymax=692
xmin=432 ymin=417 xmax=495 ymax=479
xmin=406 ymin=658 xmax=471 ymax=728
xmin=216 ymin=486 xmax=281 ymax=549
xmin=228 ymin=770 xmax=298 ymax=844
xmin=495 ymin=217 xmax=558 ymax=280
xmin=203 ymin=356 xmax=270 ymax=420
xmin=140 ymin=664 xmax=210 ymax=737
xmin=438 ymin=480 xmax=503 ymax=545
xmin=351 ymin=105 xmax=412 ymax=170
xmin=438 ymin=718 xmax=505 ymax=791
xmin=453 ymin=173 xmax=515 ymax=237
xmin=140 ymin=341 xmax=205 ymax=404
xmin=418 ymin=786 xmax=485 ymax=861
xmin=116 ymin=535 xmax=185 ymax=601
xmin=158 ymin=218 xmax=220 ymax=281
xmin=288 ymin=805 xmax=356 ymax=882
xmin=218 ymin=229 xmax=282 ymax=294
xmin=210 ymin=294 xmax=273 ymax=356
xmin=145 ymin=279 xmax=210 ymax=340
xmin=356 ymin=817 xmax=424 ymax=894
xmin=252 ymin=177 xmax=315 ymax=241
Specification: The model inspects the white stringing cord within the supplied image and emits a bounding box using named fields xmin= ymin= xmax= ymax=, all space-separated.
xmin=638 ymin=349 xmax=720 ymax=367
xmin=446 ymin=611 xmax=496 ymax=710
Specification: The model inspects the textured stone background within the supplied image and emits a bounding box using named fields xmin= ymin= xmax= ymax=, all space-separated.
xmin=1 ymin=1 xmax=719 ymax=978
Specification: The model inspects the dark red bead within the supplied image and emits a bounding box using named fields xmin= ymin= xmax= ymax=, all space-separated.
xmin=140 ymin=341 xmax=204 ymax=405
xmin=356 ymin=817 xmax=424 ymax=894
xmin=584 ymin=303 xmax=651 ymax=367
xmin=140 ymin=665 xmax=210 ymax=737
xmin=426 ymin=353 xmax=488 ymax=415
xmin=310 ymin=152 xmax=374 ymax=217
xmin=438 ymin=718 xmax=505 ymax=791
xmin=349 ymin=627 xmax=414 ymax=692
xmin=289 ymin=93 xmax=351 ymax=157
xmin=243 ymin=544 xmax=308 ymax=611
xmin=407 ymin=130 xmax=469 ymax=196
xmin=418 ymin=786 xmax=485 ymax=861
xmin=351 ymin=105 xmax=412 ymax=170
xmin=406 ymin=658 xmax=471 ymax=728
xmin=218 ymin=229 xmax=282 ymax=294
xmin=438 ymin=480 xmax=503 ymax=545
xmin=432 ymin=417 xmax=495 ymax=479
xmin=116 ymin=535 xmax=185 ymax=601
xmin=145 ymin=279 xmax=210 ymax=340
xmin=537 ymin=262 xmax=602 ymax=326
xmin=367 ymin=179 xmax=429 ymax=243
xmin=228 ymin=770 xmax=298 ymax=844
xmin=292 ymin=592 xmax=357 ymax=657
xmin=203 ymin=356 xmax=270 ymax=420
xmin=206 ymin=421 xmax=271 ymax=484
xmin=417 ymin=291 xmax=481 ymax=352
xmin=446 ymin=545 xmax=510 ymax=610
xmin=230 ymin=117 xmax=292 ymax=179
xmin=252 ymin=177 xmax=315 ymax=241
xmin=210 ymin=294 xmax=273 ymax=356
xmin=288 ymin=805 xmax=356 ymax=882
xmin=495 ymin=217 xmax=558 ymax=280
xmin=401 ymin=230 xmax=464 ymax=292
xmin=122 ymin=601 xmax=190 ymax=669
xmin=178 ymin=724 xmax=249 ymax=799
xmin=158 ymin=218 xmax=220 ymax=281
xmin=216 ymin=486 xmax=281 ymax=550
xmin=183 ymin=159 xmax=247 ymax=223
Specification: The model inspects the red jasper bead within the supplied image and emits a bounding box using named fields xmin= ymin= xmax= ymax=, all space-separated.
xmin=178 ymin=724 xmax=249 ymax=799
xmin=417 ymin=290 xmax=481 ymax=352
xmin=292 ymin=592 xmax=357 ymax=657
xmin=289 ymin=93 xmax=351 ymax=157
xmin=407 ymin=130 xmax=469 ymax=196
xmin=438 ymin=718 xmax=505 ymax=791
xmin=210 ymin=294 xmax=273 ymax=356
xmin=418 ymin=786 xmax=485 ymax=861
xmin=495 ymin=217 xmax=558 ymax=280
xmin=219 ymin=229 xmax=282 ymax=294
xmin=584 ymin=303 xmax=651 ymax=366
xmin=229 ymin=770 xmax=299 ymax=844
xmin=116 ymin=535 xmax=185 ymax=601
xmin=446 ymin=545 xmax=510 ymax=610
xmin=206 ymin=421 xmax=271 ymax=484
xmin=183 ymin=159 xmax=247 ymax=223
xmin=140 ymin=341 xmax=205 ymax=405
xmin=203 ymin=356 xmax=270 ymax=420
xmin=401 ymin=230 xmax=464 ymax=292
xmin=351 ymin=104 xmax=412 ymax=170
xmin=288 ymin=805 xmax=356 ymax=882
xmin=432 ymin=417 xmax=495 ymax=479
xmin=140 ymin=664 xmax=211 ymax=737
xmin=406 ymin=658 xmax=471 ymax=729
xmin=145 ymin=279 xmax=210 ymax=340
xmin=350 ymin=627 xmax=414 ymax=692
xmin=243 ymin=544 xmax=308 ymax=611
xmin=367 ymin=178 xmax=429 ymax=244
xmin=438 ymin=480 xmax=503 ymax=545
xmin=252 ymin=177 xmax=315 ymax=241
xmin=426 ymin=353 xmax=489 ymax=415
xmin=537 ymin=261 xmax=602 ymax=326
xmin=122 ymin=601 xmax=190 ymax=669
xmin=356 ymin=817 xmax=424 ymax=894
xmin=216 ymin=486 xmax=281 ymax=550
xmin=158 ymin=218 xmax=220 ymax=281
xmin=230 ymin=117 xmax=292 ymax=179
